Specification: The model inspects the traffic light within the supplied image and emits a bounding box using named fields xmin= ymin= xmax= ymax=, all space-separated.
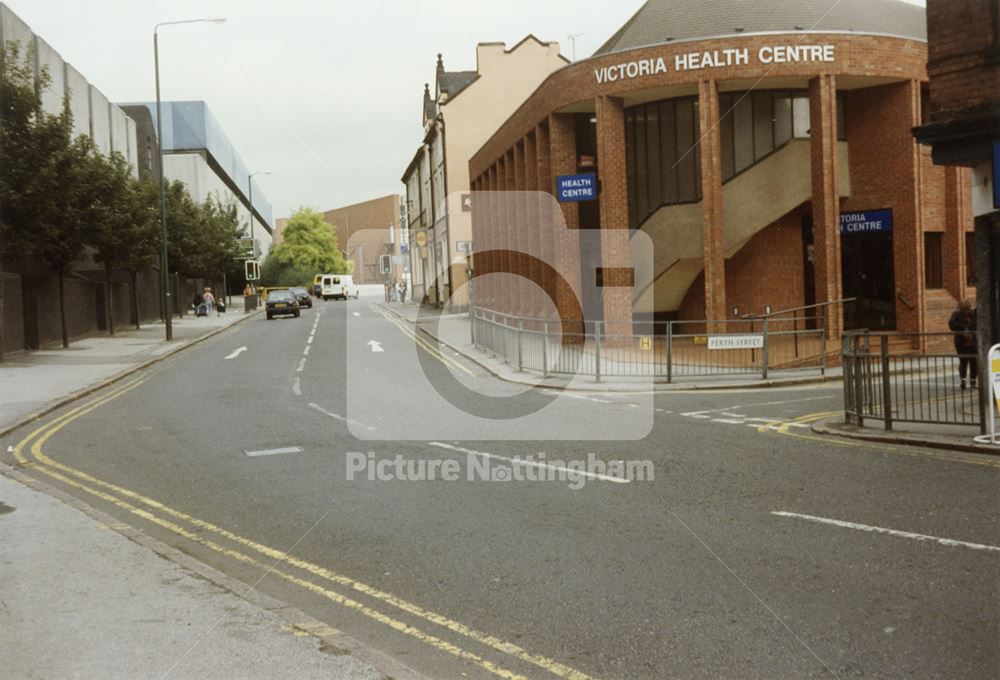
xmin=379 ymin=254 xmax=391 ymax=274
xmin=245 ymin=260 xmax=260 ymax=281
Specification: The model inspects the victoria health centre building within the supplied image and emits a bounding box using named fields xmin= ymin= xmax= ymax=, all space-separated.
xmin=468 ymin=0 xmax=976 ymax=339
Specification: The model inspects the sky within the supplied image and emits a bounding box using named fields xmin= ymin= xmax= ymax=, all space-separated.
xmin=6 ymin=0 xmax=925 ymax=221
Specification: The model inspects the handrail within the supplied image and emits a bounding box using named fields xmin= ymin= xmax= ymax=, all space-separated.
xmin=742 ymin=298 xmax=857 ymax=320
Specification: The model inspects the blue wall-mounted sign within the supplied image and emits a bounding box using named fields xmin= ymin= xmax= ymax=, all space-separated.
xmin=840 ymin=209 xmax=893 ymax=235
xmin=556 ymin=173 xmax=597 ymax=203
xmin=993 ymin=141 xmax=999 ymax=209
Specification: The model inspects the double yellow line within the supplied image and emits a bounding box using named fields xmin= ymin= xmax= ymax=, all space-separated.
xmin=758 ymin=408 xmax=1000 ymax=468
xmin=12 ymin=381 xmax=595 ymax=680
xmin=379 ymin=309 xmax=476 ymax=377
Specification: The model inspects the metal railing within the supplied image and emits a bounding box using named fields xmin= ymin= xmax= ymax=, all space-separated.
xmin=842 ymin=331 xmax=982 ymax=430
xmin=471 ymin=308 xmax=829 ymax=383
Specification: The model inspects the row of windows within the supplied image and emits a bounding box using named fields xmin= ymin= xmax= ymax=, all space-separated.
xmin=625 ymin=90 xmax=847 ymax=228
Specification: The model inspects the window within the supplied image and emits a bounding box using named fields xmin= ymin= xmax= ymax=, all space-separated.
xmin=924 ymin=232 xmax=944 ymax=289
xmin=719 ymin=93 xmax=735 ymax=180
xmin=773 ymin=92 xmax=793 ymax=148
xmin=966 ymin=232 xmax=977 ymax=286
xmin=753 ymin=91 xmax=774 ymax=161
xmin=792 ymin=94 xmax=810 ymax=138
xmin=660 ymin=102 xmax=678 ymax=205
xmin=675 ymin=99 xmax=698 ymax=204
xmin=732 ymin=95 xmax=754 ymax=173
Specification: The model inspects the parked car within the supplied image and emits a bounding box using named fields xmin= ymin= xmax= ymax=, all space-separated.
xmin=320 ymin=274 xmax=360 ymax=301
xmin=265 ymin=290 xmax=300 ymax=320
xmin=290 ymin=287 xmax=312 ymax=308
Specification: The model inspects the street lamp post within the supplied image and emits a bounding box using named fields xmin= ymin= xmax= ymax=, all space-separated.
xmin=248 ymin=170 xmax=271 ymax=298
xmin=154 ymin=16 xmax=225 ymax=341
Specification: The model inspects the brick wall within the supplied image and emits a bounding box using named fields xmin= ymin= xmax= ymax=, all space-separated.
xmin=925 ymin=0 xmax=1000 ymax=118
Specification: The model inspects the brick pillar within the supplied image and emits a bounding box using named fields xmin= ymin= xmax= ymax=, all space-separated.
xmin=501 ymin=150 xmax=515 ymax=316
xmin=484 ymin=165 xmax=498 ymax=310
xmin=697 ymin=80 xmax=727 ymax=331
xmin=524 ymin=130 xmax=543 ymax=317
xmin=512 ymin=140 xmax=527 ymax=317
xmin=536 ymin=122 xmax=557 ymax=320
xmin=943 ymin=166 xmax=969 ymax=302
xmin=809 ymin=74 xmax=843 ymax=338
xmin=470 ymin=175 xmax=486 ymax=310
xmin=595 ymin=95 xmax=634 ymax=342
xmin=893 ymin=79 xmax=926 ymax=334
xmin=548 ymin=113 xmax=584 ymax=337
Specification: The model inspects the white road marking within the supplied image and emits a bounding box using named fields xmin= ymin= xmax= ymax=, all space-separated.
xmin=307 ymin=336 xmax=314 ymax=344
xmin=772 ymin=511 xmax=1000 ymax=553
xmin=292 ymin=377 xmax=302 ymax=396
xmin=368 ymin=340 xmax=384 ymax=353
xmin=713 ymin=419 xmax=745 ymax=425
xmin=353 ymin=312 xmax=361 ymax=317
xmin=297 ymin=359 xmax=306 ymax=373
xmin=225 ymin=347 xmax=248 ymax=360
xmin=308 ymin=403 xmax=377 ymax=432
xmin=428 ymin=442 xmax=630 ymax=485
xmin=245 ymin=446 xmax=304 ymax=458
xmin=303 ymin=346 xmax=311 ymax=356
xmin=682 ymin=395 xmax=833 ymax=417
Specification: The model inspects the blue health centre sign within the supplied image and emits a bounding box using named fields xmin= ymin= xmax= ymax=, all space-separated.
xmin=840 ymin=209 xmax=893 ymax=235
xmin=556 ymin=173 xmax=597 ymax=203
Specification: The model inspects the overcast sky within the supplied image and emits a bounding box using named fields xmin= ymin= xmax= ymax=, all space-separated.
xmin=7 ymin=0 xmax=925 ymax=220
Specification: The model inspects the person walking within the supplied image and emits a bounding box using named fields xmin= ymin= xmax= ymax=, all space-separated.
xmin=202 ymin=288 xmax=217 ymax=318
xmin=399 ymin=281 xmax=408 ymax=304
xmin=949 ymin=299 xmax=978 ymax=389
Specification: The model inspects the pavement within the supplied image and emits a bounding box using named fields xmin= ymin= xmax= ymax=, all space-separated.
xmin=0 ymin=296 xmax=413 ymax=680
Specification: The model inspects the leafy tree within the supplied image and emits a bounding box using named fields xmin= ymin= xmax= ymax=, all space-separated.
xmin=260 ymin=208 xmax=352 ymax=287
xmin=87 ymin=152 xmax=159 ymax=334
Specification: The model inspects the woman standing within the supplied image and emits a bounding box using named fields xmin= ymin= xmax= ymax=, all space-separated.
xmin=948 ymin=299 xmax=978 ymax=389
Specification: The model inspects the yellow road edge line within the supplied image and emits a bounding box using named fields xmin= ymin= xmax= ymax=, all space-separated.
xmin=381 ymin=312 xmax=476 ymax=377
xmin=25 ymin=460 xmax=530 ymax=680
xmin=20 ymin=376 xmax=596 ymax=680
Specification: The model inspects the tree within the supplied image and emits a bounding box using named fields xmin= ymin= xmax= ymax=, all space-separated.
xmin=87 ymin=152 xmax=159 ymax=334
xmin=262 ymin=207 xmax=350 ymax=286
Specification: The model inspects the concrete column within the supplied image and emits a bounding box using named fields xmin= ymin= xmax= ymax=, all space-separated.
xmin=595 ymin=95 xmax=634 ymax=342
xmin=809 ymin=74 xmax=843 ymax=338
xmin=548 ymin=113 xmax=584 ymax=337
xmin=697 ymin=80 xmax=727 ymax=330
xmin=943 ymin=166 xmax=970 ymax=302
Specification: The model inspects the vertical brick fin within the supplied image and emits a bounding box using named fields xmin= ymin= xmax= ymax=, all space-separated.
xmin=524 ymin=131 xmax=543 ymax=317
xmin=535 ymin=122 xmax=557 ymax=319
xmin=698 ymin=79 xmax=727 ymax=332
xmin=513 ymin=140 xmax=527 ymax=317
xmin=942 ymin=165 xmax=969 ymax=301
xmin=596 ymin=95 xmax=634 ymax=343
xmin=809 ymin=74 xmax=843 ymax=338
xmin=548 ymin=113 xmax=584 ymax=340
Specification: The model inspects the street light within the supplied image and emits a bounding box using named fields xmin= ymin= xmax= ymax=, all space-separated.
xmin=248 ymin=170 xmax=271 ymax=258
xmin=154 ymin=16 xmax=226 ymax=341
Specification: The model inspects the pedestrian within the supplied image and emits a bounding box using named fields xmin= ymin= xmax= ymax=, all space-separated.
xmin=388 ymin=280 xmax=397 ymax=302
xmin=202 ymin=287 xmax=216 ymax=317
xmin=399 ymin=281 xmax=408 ymax=304
xmin=191 ymin=291 xmax=202 ymax=312
xmin=243 ymin=283 xmax=251 ymax=298
xmin=948 ymin=299 xmax=978 ymax=389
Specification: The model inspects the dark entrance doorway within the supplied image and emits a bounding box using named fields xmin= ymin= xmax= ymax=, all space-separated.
xmin=841 ymin=230 xmax=896 ymax=331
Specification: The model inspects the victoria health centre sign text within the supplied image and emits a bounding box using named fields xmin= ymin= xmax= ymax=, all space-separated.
xmin=840 ymin=209 xmax=893 ymax=235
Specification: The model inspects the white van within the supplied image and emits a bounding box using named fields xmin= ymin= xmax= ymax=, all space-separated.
xmin=320 ymin=274 xmax=359 ymax=301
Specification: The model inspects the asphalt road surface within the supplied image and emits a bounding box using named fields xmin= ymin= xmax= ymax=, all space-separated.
xmin=5 ymin=298 xmax=999 ymax=679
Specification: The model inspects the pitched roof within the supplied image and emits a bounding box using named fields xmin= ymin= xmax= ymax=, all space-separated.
xmin=596 ymin=0 xmax=926 ymax=55
xmin=439 ymin=70 xmax=479 ymax=98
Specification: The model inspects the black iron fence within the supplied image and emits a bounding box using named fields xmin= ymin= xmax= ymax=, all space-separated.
xmin=471 ymin=308 xmax=829 ymax=383
xmin=842 ymin=331 xmax=983 ymax=430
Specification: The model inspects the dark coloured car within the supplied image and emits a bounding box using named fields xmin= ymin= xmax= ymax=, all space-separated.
xmin=265 ymin=290 xmax=300 ymax=320
xmin=290 ymin=287 xmax=312 ymax=309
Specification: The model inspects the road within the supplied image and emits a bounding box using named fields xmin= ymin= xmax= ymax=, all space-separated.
xmin=5 ymin=297 xmax=999 ymax=679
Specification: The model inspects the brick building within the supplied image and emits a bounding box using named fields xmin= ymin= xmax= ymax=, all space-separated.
xmin=321 ymin=195 xmax=403 ymax=285
xmin=913 ymin=0 xmax=1000 ymax=345
xmin=469 ymin=0 xmax=975 ymax=338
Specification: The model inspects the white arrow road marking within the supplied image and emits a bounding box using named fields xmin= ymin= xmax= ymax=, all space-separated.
xmin=368 ymin=340 xmax=384 ymax=353
xmin=6 ymin=445 xmax=13 ymax=453
xmin=428 ymin=442 xmax=630 ymax=485
xmin=225 ymin=347 xmax=248 ymax=360
xmin=352 ymin=312 xmax=361 ymax=317
xmin=772 ymin=511 xmax=1000 ymax=553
